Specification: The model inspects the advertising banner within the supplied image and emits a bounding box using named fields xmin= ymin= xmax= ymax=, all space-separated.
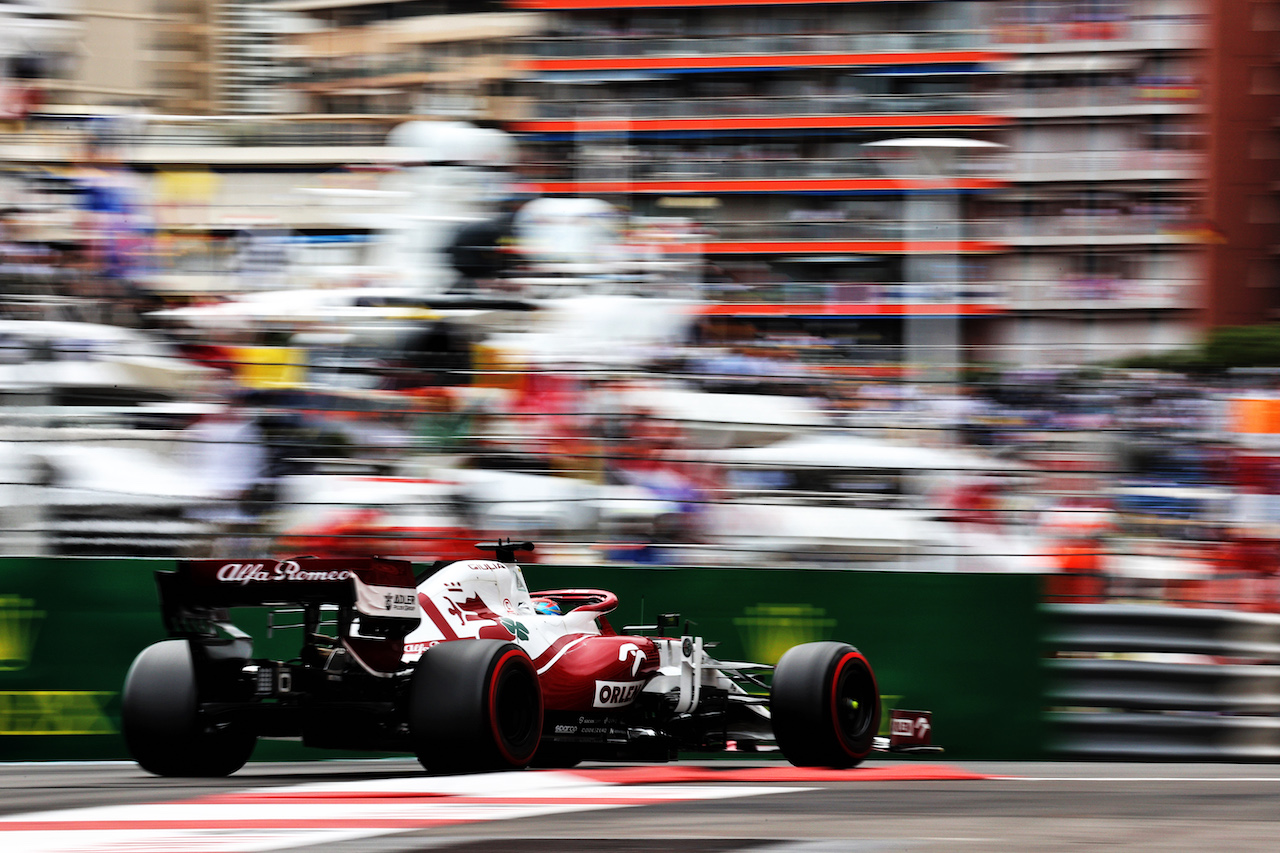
xmin=0 ymin=558 xmax=171 ymax=760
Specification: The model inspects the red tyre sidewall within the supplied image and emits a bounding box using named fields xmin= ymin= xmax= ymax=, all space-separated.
xmin=487 ymin=648 xmax=543 ymax=766
xmin=829 ymin=650 xmax=878 ymax=761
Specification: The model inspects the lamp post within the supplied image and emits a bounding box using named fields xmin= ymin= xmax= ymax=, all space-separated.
xmin=864 ymin=138 xmax=1006 ymax=571
xmin=861 ymin=137 xmax=1005 ymax=396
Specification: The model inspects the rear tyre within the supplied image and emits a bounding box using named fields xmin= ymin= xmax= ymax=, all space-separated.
xmin=409 ymin=640 xmax=543 ymax=774
xmin=121 ymin=640 xmax=256 ymax=777
xmin=770 ymin=641 xmax=880 ymax=768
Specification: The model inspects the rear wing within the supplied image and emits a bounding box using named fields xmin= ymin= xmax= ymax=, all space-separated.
xmin=156 ymin=557 xmax=420 ymax=675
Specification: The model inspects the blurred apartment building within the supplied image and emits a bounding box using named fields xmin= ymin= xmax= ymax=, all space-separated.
xmin=0 ymin=0 xmax=542 ymax=296
xmin=1 ymin=0 xmax=220 ymax=114
xmin=2 ymin=0 xmax=540 ymax=116
xmin=269 ymin=0 xmax=541 ymax=121
xmin=0 ymin=0 xmax=1277 ymax=363
xmin=506 ymin=0 xmax=1279 ymax=364
xmin=509 ymin=0 xmax=1013 ymax=366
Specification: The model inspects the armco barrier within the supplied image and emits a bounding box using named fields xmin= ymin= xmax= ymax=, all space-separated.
xmin=1047 ymin=657 xmax=1280 ymax=713
xmin=0 ymin=558 xmax=1049 ymax=761
xmin=1049 ymin=711 xmax=1280 ymax=762
xmin=1046 ymin=603 xmax=1280 ymax=658
xmin=1045 ymin=603 xmax=1280 ymax=760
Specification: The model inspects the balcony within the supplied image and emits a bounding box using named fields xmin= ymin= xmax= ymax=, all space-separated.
xmin=990 ymin=17 xmax=1205 ymax=51
xmin=525 ymin=153 xmax=1007 ymax=193
xmin=155 ymin=0 xmax=205 ymax=14
xmin=515 ymin=92 xmax=1009 ymax=134
xmin=618 ymin=218 xmax=1003 ymax=258
xmin=1003 ymin=86 xmax=1202 ymax=118
xmin=995 ymin=215 xmax=1207 ymax=247
xmin=148 ymin=49 xmax=208 ymax=67
xmin=512 ymin=0 xmax=962 ymax=10
xmin=0 ymin=117 xmax=397 ymax=155
xmin=533 ymin=91 xmax=1002 ymax=120
xmin=525 ymin=30 xmax=992 ymax=61
xmin=1011 ymin=150 xmax=1203 ymax=183
xmin=302 ymin=60 xmax=440 ymax=83
xmin=692 ymin=218 xmax=1001 ymax=244
xmin=1004 ymin=278 xmax=1199 ymax=310
xmin=692 ymin=280 xmax=1008 ymax=314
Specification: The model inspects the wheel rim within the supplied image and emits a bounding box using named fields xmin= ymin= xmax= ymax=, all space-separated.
xmin=831 ymin=653 xmax=876 ymax=752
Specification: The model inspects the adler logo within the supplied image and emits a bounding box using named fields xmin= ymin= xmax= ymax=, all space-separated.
xmin=216 ymin=562 xmax=355 ymax=585
xmin=593 ymin=680 xmax=641 ymax=709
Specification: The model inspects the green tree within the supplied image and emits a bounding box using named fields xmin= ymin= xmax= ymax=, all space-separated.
xmin=1202 ymin=325 xmax=1280 ymax=369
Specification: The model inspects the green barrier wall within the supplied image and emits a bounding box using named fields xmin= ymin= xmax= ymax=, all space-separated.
xmin=0 ymin=558 xmax=173 ymax=760
xmin=0 ymin=558 xmax=1047 ymax=761
xmin=525 ymin=565 xmax=1047 ymax=760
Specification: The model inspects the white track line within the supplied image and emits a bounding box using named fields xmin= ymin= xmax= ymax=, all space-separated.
xmin=0 ymin=770 xmax=808 ymax=853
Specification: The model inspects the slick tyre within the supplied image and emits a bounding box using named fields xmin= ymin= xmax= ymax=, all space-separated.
xmin=409 ymin=640 xmax=543 ymax=774
xmin=121 ymin=640 xmax=256 ymax=777
xmin=771 ymin=641 xmax=880 ymax=768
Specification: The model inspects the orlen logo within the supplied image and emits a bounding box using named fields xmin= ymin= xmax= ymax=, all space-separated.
xmin=216 ymin=562 xmax=355 ymax=585
xmin=889 ymin=710 xmax=932 ymax=745
xmin=593 ymin=680 xmax=641 ymax=709
xmin=891 ymin=717 xmax=916 ymax=737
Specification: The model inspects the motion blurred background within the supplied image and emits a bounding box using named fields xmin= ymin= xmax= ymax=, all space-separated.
xmin=0 ymin=0 xmax=1279 ymax=606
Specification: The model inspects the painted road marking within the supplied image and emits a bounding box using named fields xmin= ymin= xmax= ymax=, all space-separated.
xmin=1010 ymin=776 xmax=1280 ymax=782
xmin=0 ymin=770 xmax=808 ymax=853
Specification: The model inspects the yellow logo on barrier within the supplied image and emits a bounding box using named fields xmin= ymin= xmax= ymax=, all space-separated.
xmin=0 ymin=692 xmax=116 ymax=735
xmin=733 ymin=603 xmax=836 ymax=665
xmin=0 ymin=596 xmax=44 ymax=671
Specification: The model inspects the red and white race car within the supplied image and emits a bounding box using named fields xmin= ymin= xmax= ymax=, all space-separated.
xmin=122 ymin=542 xmax=920 ymax=776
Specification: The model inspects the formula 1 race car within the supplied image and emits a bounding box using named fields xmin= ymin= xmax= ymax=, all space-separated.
xmin=121 ymin=541 xmax=917 ymax=776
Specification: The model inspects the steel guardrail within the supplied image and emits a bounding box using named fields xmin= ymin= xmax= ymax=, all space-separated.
xmin=1045 ymin=603 xmax=1280 ymax=761
xmin=1045 ymin=602 xmax=1280 ymax=659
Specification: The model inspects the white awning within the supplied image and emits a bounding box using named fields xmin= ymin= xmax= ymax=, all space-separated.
xmin=999 ymin=54 xmax=1139 ymax=74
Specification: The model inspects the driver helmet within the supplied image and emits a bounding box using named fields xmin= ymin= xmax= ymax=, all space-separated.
xmin=531 ymin=597 xmax=561 ymax=616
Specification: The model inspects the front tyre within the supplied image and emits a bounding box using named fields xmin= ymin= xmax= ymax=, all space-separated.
xmin=771 ymin=641 xmax=880 ymax=768
xmin=121 ymin=640 xmax=256 ymax=777
xmin=409 ymin=640 xmax=543 ymax=774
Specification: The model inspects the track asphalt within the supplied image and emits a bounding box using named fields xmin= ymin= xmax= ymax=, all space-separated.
xmin=1 ymin=760 xmax=1278 ymax=852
